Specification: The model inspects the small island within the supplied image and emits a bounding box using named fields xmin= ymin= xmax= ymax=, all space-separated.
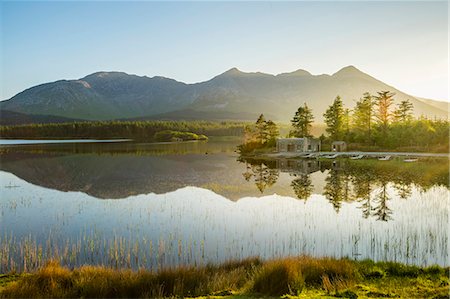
xmin=154 ymin=130 xmax=208 ymax=142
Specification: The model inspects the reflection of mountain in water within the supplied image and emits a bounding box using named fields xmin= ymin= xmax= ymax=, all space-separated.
xmin=1 ymin=170 xmax=448 ymax=271
xmin=1 ymin=142 xmax=448 ymax=207
xmin=0 ymin=141 xmax=299 ymax=199
xmin=0 ymin=142 xmax=245 ymax=199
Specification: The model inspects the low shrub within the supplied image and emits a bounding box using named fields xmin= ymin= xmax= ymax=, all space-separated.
xmin=379 ymin=261 xmax=420 ymax=278
xmin=250 ymin=256 xmax=358 ymax=296
xmin=251 ymin=258 xmax=304 ymax=296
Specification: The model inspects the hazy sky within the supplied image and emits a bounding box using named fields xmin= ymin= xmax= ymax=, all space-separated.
xmin=1 ymin=1 xmax=448 ymax=101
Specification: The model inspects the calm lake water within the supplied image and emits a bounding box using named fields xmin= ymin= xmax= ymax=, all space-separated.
xmin=0 ymin=139 xmax=448 ymax=272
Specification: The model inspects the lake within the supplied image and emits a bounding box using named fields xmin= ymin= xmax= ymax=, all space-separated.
xmin=0 ymin=139 xmax=448 ymax=272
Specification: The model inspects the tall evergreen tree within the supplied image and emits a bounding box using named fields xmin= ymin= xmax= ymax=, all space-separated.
xmin=394 ymin=100 xmax=414 ymax=123
xmin=343 ymin=108 xmax=351 ymax=140
xmin=374 ymin=91 xmax=395 ymax=146
xmin=255 ymin=114 xmax=267 ymax=144
xmin=323 ymin=96 xmax=345 ymax=141
xmin=290 ymin=103 xmax=314 ymax=137
xmin=353 ymin=92 xmax=375 ymax=143
xmin=265 ymin=120 xmax=279 ymax=145
xmin=375 ymin=91 xmax=395 ymax=132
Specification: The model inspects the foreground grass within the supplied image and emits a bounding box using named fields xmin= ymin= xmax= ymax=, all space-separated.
xmin=0 ymin=257 xmax=448 ymax=298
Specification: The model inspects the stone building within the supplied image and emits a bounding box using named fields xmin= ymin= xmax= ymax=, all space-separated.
xmin=331 ymin=141 xmax=347 ymax=152
xmin=276 ymin=137 xmax=321 ymax=153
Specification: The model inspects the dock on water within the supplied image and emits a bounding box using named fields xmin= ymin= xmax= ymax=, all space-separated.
xmin=265 ymin=151 xmax=450 ymax=159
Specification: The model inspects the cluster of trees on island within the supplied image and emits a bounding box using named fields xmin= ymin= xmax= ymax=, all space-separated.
xmin=240 ymin=91 xmax=449 ymax=153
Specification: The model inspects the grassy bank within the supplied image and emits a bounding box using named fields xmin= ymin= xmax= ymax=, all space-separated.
xmin=1 ymin=257 xmax=448 ymax=298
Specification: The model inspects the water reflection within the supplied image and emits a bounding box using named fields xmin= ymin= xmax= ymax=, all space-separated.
xmin=0 ymin=140 xmax=248 ymax=199
xmin=239 ymin=157 xmax=449 ymax=222
xmin=240 ymin=160 xmax=279 ymax=193
xmin=0 ymin=141 xmax=448 ymax=272
xmin=291 ymin=174 xmax=313 ymax=200
xmin=0 ymin=171 xmax=447 ymax=272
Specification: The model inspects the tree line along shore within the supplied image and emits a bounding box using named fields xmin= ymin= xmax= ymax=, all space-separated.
xmin=0 ymin=121 xmax=245 ymax=141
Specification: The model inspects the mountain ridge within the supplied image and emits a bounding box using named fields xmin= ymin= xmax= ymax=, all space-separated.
xmin=1 ymin=66 xmax=447 ymax=123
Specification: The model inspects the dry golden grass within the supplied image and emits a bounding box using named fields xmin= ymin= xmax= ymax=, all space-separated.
xmin=0 ymin=258 xmax=260 ymax=298
xmin=249 ymin=256 xmax=358 ymax=296
xmin=0 ymin=257 xmax=448 ymax=298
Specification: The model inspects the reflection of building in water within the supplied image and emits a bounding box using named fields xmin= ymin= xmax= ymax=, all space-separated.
xmin=276 ymin=159 xmax=320 ymax=175
xmin=276 ymin=138 xmax=321 ymax=152
xmin=331 ymin=160 xmax=343 ymax=171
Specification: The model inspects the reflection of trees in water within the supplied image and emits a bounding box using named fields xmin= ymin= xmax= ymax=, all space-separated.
xmin=373 ymin=181 xmax=393 ymax=221
xmin=290 ymin=174 xmax=313 ymax=200
xmin=352 ymin=173 xmax=375 ymax=219
xmin=241 ymin=160 xmax=279 ymax=193
xmin=325 ymin=167 xmax=393 ymax=221
xmin=239 ymin=156 xmax=448 ymax=220
xmin=322 ymin=160 xmax=353 ymax=212
xmin=242 ymin=162 xmax=253 ymax=182
xmin=323 ymin=170 xmax=346 ymax=212
xmin=394 ymin=181 xmax=412 ymax=199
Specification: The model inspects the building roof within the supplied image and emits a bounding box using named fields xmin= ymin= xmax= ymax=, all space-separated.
xmin=277 ymin=138 xmax=305 ymax=141
xmin=332 ymin=141 xmax=346 ymax=144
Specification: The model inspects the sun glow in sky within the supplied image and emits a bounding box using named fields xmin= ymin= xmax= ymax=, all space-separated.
xmin=1 ymin=1 xmax=448 ymax=101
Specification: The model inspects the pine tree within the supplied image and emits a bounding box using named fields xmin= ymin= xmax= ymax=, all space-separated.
xmin=265 ymin=120 xmax=279 ymax=146
xmin=394 ymin=100 xmax=414 ymax=123
xmin=353 ymin=92 xmax=375 ymax=143
xmin=375 ymin=91 xmax=395 ymax=131
xmin=255 ymin=114 xmax=267 ymax=144
xmin=343 ymin=108 xmax=351 ymax=140
xmin=323 ymin=96 xmax=345 ymax=141
xmin=290 ymin=103 xmax=314 ymax=137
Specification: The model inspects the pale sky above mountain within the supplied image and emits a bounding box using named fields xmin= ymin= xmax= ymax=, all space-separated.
xmin=1 ymin=1 xmax=448 ymax=101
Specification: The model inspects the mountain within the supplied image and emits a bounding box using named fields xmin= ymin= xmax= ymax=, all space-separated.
xmin=0 ymin=110 xmax=83 ymax=125
xmin=416 ymin=97 xmax=449 ymax=112
xmin=1 ymin=72 xmax=192 ymax=121
xmin=1 ymin=66 xmax=448 ymax=122
xmin=125 ymin=109 xmax=276 ymax=122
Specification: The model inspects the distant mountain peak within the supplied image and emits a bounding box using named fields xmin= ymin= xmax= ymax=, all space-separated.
xmin=96 ymin=72 xmax=111 ymax=78
xmin=217 ymin=67 xmax=274 ymax=78
xmin=82 ymin=71 xmax=129 ymax=81
xmin=222 ymin=67 xmax=243 ymax=76
xmin=278 ymin=69 xmax=312 ymax=77
xmin=333 ymin=65 xmax=365 ymax=77
xmin=95 ymin=71 xmax=126 ymax=77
